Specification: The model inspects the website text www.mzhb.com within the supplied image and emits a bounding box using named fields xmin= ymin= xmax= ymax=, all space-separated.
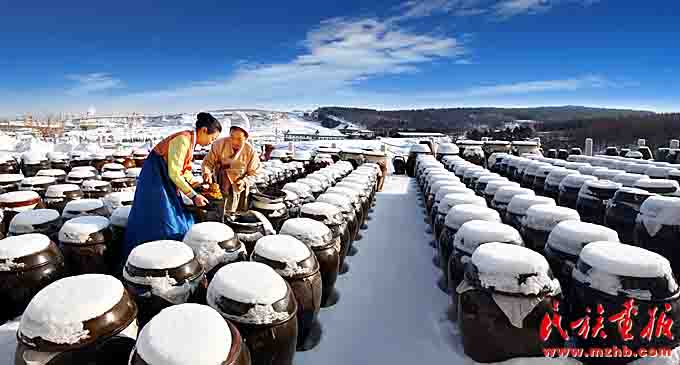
xmin=542 ymin=345 xmax=673 ymax=358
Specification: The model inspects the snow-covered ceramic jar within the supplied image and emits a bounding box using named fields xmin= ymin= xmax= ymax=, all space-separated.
xmin=0 ymin=174 xmax=23 ymax=194
xmin=61 ymin=199 xmax=108 ymax=220
xmin=334 ymin=181 xmax=369 ymax=228
xmin=44 ymin=184 xmax=83 ymax=214
xmin=122 ymin=240 xmax=207 ymax=328
xmin=207 ymin=262 xmax=298 ymax=365
xmin=634 ymin=178 xmax=679 ymax=196
xmin=634 ymin=196 xmax=680 ymax=277
xmin=505 ymin=194 xmax=555 ymax=232
xmin=521 ymin=162 xmax=549 ymax=189
xmin=0 ymin=191 xmax=41 ymax=237
xmin=433 ymin=192 xmax=486 ymax=253
xmin=81 ymin=179 xmax=112 ymax=199
xmin=316 ymin=193 xmax=357 ymax=253
xmin=0 ymin=233 xmax=66 ymax=324
xmin=570 ymin=242 xmax=680 ymax=365
xmin=110 ymin=177 xmax=137 ymax=192
xmin=296 ymin=178 xmax=324 ymax=200
xmin=576 ymin=180 xmax=622 ymax=225
xmin=458 ymin=242 xmax=563 ymax=363
xmin=300 ymin=202 xmax=348 ymax=274
xmin=183 ymin=222 xmax=247 ymax=281
xmin=133 ymin=149 xmax=148 ymax=168
xmin=533 ymin=165 xmax=557 ymax=197
xmin=251 ymin=235 xmax=322 ymax=350
xmin=102 ymin=191 xmax=135 ymax=216
xmin=558 ymin=174 xmax=598 ymax=209
xmin=8 ymin=209 xmax=62 ymax=242
xmin=21 ymin=153 xmax=49 ymax=178
xmin=544 ymin=168 xmax=579 ymax=201
xmin=438 ymin=204 xmax=500 ymax=294
xmin=224 ymin=211 xmax=275 ymax=256
xmin=603 ymin=187 xmax=653 ymax=244
xmin=483 ymin=180 xmax=519 ymax=207
xmin=19 ymin=176 xmax=57 ymax=197
xmin=65 ymin=169 xmax=97 ymax=186
xmin=521 ymin=205 xmax=580 ymax=254
xmin=325 ymin=186 xmax=362 ymax=241
xmin=110 ymin=205 xmax=131 ymax=263
xmin=425 ymin=176 xmax=462 ymax=216
xmin=36 ymin=169 xmax=67 ymax=184
xmin=251 ymin=189 xmax=289 ymax=232
xmin=407 ymin=144 xmax=432 ymax=177
xmin=0 ymin=155 xmax=19 ymax=174
xmin=128 ymin=303 xmax=251 ymax=365
xmin=492 ymin=186 xmax=534 ymax=221
xmin=58 ymin=216 xmax=115 ymax=275
xmin=14 ymin=274 xmax=138 ymax=364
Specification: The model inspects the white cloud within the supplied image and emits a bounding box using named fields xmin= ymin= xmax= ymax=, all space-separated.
xmin=493 ymin=0 xmax=600 ymax=19
xmin=65 ymin=73 xmax=123 ymax=96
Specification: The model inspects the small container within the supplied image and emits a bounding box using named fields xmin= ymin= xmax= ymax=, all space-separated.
xmin=634 ymin=196 xmax=680 ymax=277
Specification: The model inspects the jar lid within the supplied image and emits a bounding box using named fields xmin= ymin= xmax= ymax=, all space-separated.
xmin=634 ymin=178 xmax=679 ymax=193
xmin=326 ymin=187 xmax=360 ymax=204
xmin=438 ymin=193 xmax=486 ymax=214
xmin=81 ymin=180 xmax=111 ymax=191
xmin=63 ymin=198 xmax=104 ymax=214
xmin=612 ymin=173 xmax=645 ymax=187
xmin=493 ymin=186 xmax=534 ymax=205
xmin=546 ymin=221 xmax=619 ymax=257
xmin=36 ymin=169 xmax=66 ymax=177
xmin=252 ymin=235 xmax=316 ymax=277
xmin=21 ymin=176 xmax=56 ymax=187
xmin=0 ymin=174 xmax=24 ymax=184
xmin=435 ymin=186 xmax=473 ymax=203
xmin=593 ymin=169 xmax=625 ymax=181
xmin=126 ymin=168 xmax=142 ymax=178
xmin=102 ymin=171 xmax=126 ymax=180
xmin=437 ymin=143 xmax=459 ymax=154
xmin=183 ymin=222 xmax=242 ymax=273
xmin=279 ymin=218 xmax=333 ymax=248
xmin=470 ymin=242 xmax=559 ymax=296
xmin=296 ymin=178 xmax=324 ymax=193
xmin=525 ymin=205 xmax=580 ymax=231
xmin=300 ymin=202 xmax=344 ymax=226
xmin=316 ymin=193 xmax=353 ymax=214
xmin=103 ymin=191 xmax=135 ymax=209
xmin=58 ymin=215 xmax=110 ymax=244
xmin=507 ymin=195 xmax=555 ymax=215
xmin=559 ymin=174 xmax=598 ymax=189
xmin=67 ymin=170 xmax=96 ymax=179
xmin=445 ymin=204 xmax=500 ymax=230
xmin=0 ymin=190 xmax=40 ymax=204
xmin=126 ymin=240 xmax=194 ymax=270
xmin=0 ymin=233 xmax=51 ymax=261
xmin=335 ymin=182 xmax=367 ymax=197
xmin=638 ymin=195 xmax=680 ymax=236
xmin=9 ymin=209 xmax=60 ymax=234
xmin=484 ymin=180 xmax=519 ymax=196
xmin=577 ymin=165 xmax=599 ymax=175
xmin=136 ymin=304 xmax=232 ymax=365
xmin=410 ymin=144 xmax=431 ymax=153
xmin=454 ymin=221 xmax=523 ymax=255
xmin=645 ymin=166 xmax=674 ymax=178
xmin=545 ymin=168 xmax=579 ymax=186
xmin=45 ymin=184 xmax=81 ymax=198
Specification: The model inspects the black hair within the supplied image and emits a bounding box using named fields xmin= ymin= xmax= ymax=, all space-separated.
xmin=196 ymin=112 xmax=222 ymax=134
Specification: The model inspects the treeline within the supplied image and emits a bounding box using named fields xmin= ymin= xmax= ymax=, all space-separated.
xmin=466 ymin=126 xmax=536 ymax=141
xmin=539 ymin=113 xmax=680 ymax=149
xmin=315 ymin=106 xmax=653 ymax=130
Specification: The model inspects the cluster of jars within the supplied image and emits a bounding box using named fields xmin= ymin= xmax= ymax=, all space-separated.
xmin=414 ymin=152 xmax=680 ymax=364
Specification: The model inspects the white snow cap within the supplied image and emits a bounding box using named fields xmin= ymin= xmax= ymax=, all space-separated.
xmin=612 ymin=173 xmax=645 ymax=187
xmin=19 ymin=274 xmax=125 ymax=345
xmin=296 ymin=178 xmax=324 ymax=192
xmin=472 ymin=242 xmax=560 ymax=296
xmin=507 ymin=195 xmax=555 ymax=215
xmin=127 ymin=240 xmax=194 ymax=270
xmin=81 ymin=180 xmax=111 ymax=191
xmin=476 ymin=175 xmax=508 ymax=185
xmin=437 ymin=143 xmax=459 ymax=155
xmin=578 ymin=165 xmax=599 ymax=175
xmin=279 ymin=218 xmax=333 ymax=247
xmin=559 ymin=174 xmax=598 ymax=189
xmin=645 ymin=166 xmax=674 ymax=178
xmin=253 ymin=235 xmax=313 ymax=276
xmin=208 ymin=261 xmax=287 ymax=304
xmin=0 ymin=233 xmax=51 ymax=260
xmin=103 ymin=191 xmax=135 ymax=209
xmin=110 ymin=206 xmax=132 ymax=227
xmin=45 ymin=184 xmax=80 ymax=198
xmin=493 ymin=186 xmax=534 ymax=205
xmin=593 ymin=169 xmax=625 ymax=181
xmin=62 ymin=198 xmax=104 ymax=215
xmin=58 ymin=215 xmax=110 ymax=244
xmin=535 ymin=165 xmax=557 ymax=177
xmin=47 ymin=152 xmax=69 ymax=161
xmin=438 ymin=193 xmax=487 ymax=214
xmin=126 ymin=168 xmax=142 ymax=178
xmin=435 ymin=186 xmax=473 ymax=203
xmin=545 ymin=168 xmax=579 ymax=186
xmin=316 ymin=193 xmax=353 ymax=213
xmin=301 ymin=201 xmax=342 ymax=218
xmin=445 ymin=204 xmax=501 ymax=230
xmin=67 ymin=169 xmax=96 ymax=179
xmin=430 ymin=178 xmax=463 ymax=195
xmin=102 ymin=171 xmax=126 ymax=180
xmin=573 ymin=241 xmax=678 ymax=298
xmin=22 ymin=151 xmax=46 ymax=164
xmin=9 ymin=209 xmax=60 ymax=234
xmin=484 ymin=180 xmax=520 ymax=196
xmin=578 ymin=180 xmax=623 ymax=200
xmin=634 ymin=178 xmax=679 ymax=192
xmin=102 ymin=163 xmax=125 ymax=172
xmin=0 ymin=190 xmax=40 ymax=204
xmin=637 ymin=195 xmax=680 ymax=237
xmin=525 ymin=205 xmax=580 ymax=231
xmin=20 ymin=176 xmax=56 ymax=186
xmin=546 ymin=221 xmax=619 ymax=257
xmin=523 ymin=162 xmax=551 ymax=177
xmin=282 ymin=182 xmax=313 ymax=199
xmin=410 ymin=144 xmax=431 ymax=153
xmin=336 ymin=181 xmax=368 ymax=196
xmin=183 ymin=222 xmax=243 ymax=272
xmin=454 ymin=221 xmax=523 ymax=255
xmin=136 ymin=304 xmax=232 ymax=365
xmin=0 ymin=174 xmax=24 ymax=183
xmin=36 ymin=169 xmax=66 ymax=178
xmin=326 ymin=186 xmax=360 ymax=204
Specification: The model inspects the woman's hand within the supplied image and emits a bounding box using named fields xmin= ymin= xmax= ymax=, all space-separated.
xmin=193 ymin=194 xmax=209 ymax=207
xmin=202 ymin=172 xmax=213 ymax=184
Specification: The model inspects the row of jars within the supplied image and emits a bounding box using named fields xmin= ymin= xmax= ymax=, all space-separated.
xmin=2 ymin=161 xmax=383 ymax=364
xmin=414 ymin=154 xmax=680 ymax=364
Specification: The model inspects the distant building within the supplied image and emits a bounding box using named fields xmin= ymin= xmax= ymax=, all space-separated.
xmin=284 ymin=129 xmax=346 ymax=142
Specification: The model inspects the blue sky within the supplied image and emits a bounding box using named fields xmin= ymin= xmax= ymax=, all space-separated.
xmin=1 ymin=0 xmax=678 ymax=116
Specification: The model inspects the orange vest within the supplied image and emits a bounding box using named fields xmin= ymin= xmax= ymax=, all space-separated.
xmin=153 ymin=130 xmax=195 ymax=175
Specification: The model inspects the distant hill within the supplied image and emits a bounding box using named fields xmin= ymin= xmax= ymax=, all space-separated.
xmin=314 ymin=106 xmax=655 ymax=130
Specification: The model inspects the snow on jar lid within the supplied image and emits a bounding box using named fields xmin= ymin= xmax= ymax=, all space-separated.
xmin=279 ymin=218 xmax=333 ymax=247
xmin=525 ymin=205 xmax=580 ymax=231
xmin=559 ymin=174 xmax=598 ymax=189
xmin=45 ymin=184 xmax=81 ymax=198
xmin=335 ymin=182 xmax=367 ymax=197
xmin=430 ymin=179 xmax=463 ymax=194
xmin=493 ymin=186 xmax=534 ymax=204
xmin=110 ymin=206 xmax=132 ymax=228
xmin=535 ymin=163 xmax=557 ymax=176
xmin=81 ymin=180 xmax=111 ymax=191
xmin=282 ymin=183 xmax=313 ymax=199
xmin=624 ymin=163 xmax=650 ymax=174
xmin=36 ymin=169 xmax=66 ymax=178
xmin=102 ymin=170 xmax=126 ymax=180
xmin=127 ymin=240 xmax=194 ymax=270
xmin=58 ymin=215 xmax=110 ymax=244
xmin=270 ymin=150 xmax=289 ymax=159
xmin=454 ymin=220 xmax=523 ymax=255
xmin=410 ymin=144 xmax=431 ymax=153
xmin=634 ymin=178 xmax=679 ymax=194
xmin=545 ymin=168 xmax=579 ymax=186
xmin=645 ymin=166 xmax=675 ymax=178
xmin=20 ymin=176 xmax=56 ymax=187
xmin=0 ymin=191 xmax=41 ymax=210
xmin=625 ymin=151 xmax=643 ymax=159
xmin=462 ymin=166 xmax=486 ymax=179
xmin=316 ymin=193 xmax=353 ymax=214
xmin=523 ymin=162 xmax=551 ymax=176
xmin=296 ymin=178 xmax=324 ymax=193
xmin=293 ymin=151 xmax=313 ymax=161
xmin=103 ymin=191 xmax=135 ymax=209
xmin=439 ymin=193 xmax=487 ymax=214
xmin=133 ymin=148 xmax=149 ymax=157
xmin=282 ymin=190 xmax=299 ymax=203
xmin=637 ymin=196 xmax=680 ymax=237
xmin=207 ymin=261 xmax=293 ymax=325
xmin=612 ymin=173 xmax=645 ymax=187
xmin=252 ymin=234 xmax=315 ymax=277
xmin=435 ymin=186 xmax=473 ymax=204
xmin=67 ymin=169 xmax=96 ymax=179
xmin=326 ymin=187 xmax=360 ymax=205
xmin=126 ymin=168 xmax=142 ymax=178
xmin=577 ymin=165 xmax=599 ymax=175
xmin=0 ymin=233 xmax=51 ymax=261
xmin=471 ymin=242 xmax=560 ymax=296
xmin=507 ymin=195 xmax=555 ymax=215
xmin=546 ymin=221 xmax=619 ymax=257
xmin=307 ymin=174 xmax=332 ymax=189
xmin=112 ymin=149 xmax=132 ymax=158
xmin=592 ymin=168 xmax=625 ymax=181
xmin=484 ymin=180 xmax=519 ymax=196
xmin=578 ymin=180 xmax=623 ymax=200
xmin=92 ymin=152 xmax=109 ymax=160
xmin=445 ymin=204 xmax=500 ymax=230
xmin=135 ymin=303 xmax=232 ymax=365
xmin=573 ymin=241 xmax=679 ymax=299
xmin=0 ymin=173 xmax=24 ymax=184
xmin=564 ymin=162 xmax=590 ymax=170
xmin=9 ymin=209 xmax=60 ymax=235
xmin=477 ymin=175 xmax=507 ymax=184
xmin=183 ymin=222 xmax=243 ymax=274
xmin=22 ymin=151 xmax=46 ymax=164
xmin=18 ymin=274 xmax=127 ymax=345
xmin=437 ymin=143 xmax=459 ymax=155
xmin=62 ymin=199 xmax=105 ymax=218
xmin=301 ymin=202 xmax=344 ymax=225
